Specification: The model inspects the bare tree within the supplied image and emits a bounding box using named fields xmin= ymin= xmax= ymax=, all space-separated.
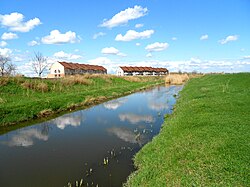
xmin=0 ymin=55 xmax=16 ymax=76
xmin=31 ymin=52 xmax=48 ymax=77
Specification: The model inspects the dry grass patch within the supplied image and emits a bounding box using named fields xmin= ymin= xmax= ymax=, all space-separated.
xmin=36 ymin=82 xmax=48 ymax=92
xmin=21 ymin=80 xmax=49 ymax=92
xmin=122 ymin=76 xmax=142 ymax=82
xmin=0 ymin=98 xmax=6 ymax=104
xmin=0 ymin=77 xmax=10 ymax=86
xmin=165 ymin=74 xmax=189 ymax=85
xmin=61 ymin=75 xmax=92 ymax=86
xmin=38 ymin=109 xmax=53 ymax=117
xmin=21 ymin=80 xmax=35 ymax=89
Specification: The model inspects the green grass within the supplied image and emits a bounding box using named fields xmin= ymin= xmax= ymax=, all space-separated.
xmin=0 ymin=75 xmax=164 ymax=126
xmin=125 ymin=73 xmax=250 ymax=187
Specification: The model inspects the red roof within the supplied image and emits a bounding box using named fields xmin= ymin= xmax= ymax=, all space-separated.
xmin=59 ymin=61 xmax=106 ymax=71
xmin=120 ymin=66 xmax=168 ymax=72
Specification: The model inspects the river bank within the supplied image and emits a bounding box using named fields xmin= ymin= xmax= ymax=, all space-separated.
xmin=126 ymin=73 xmax=250 ymax=186
xmin=0 ymin=75 xmax=164 ymax=127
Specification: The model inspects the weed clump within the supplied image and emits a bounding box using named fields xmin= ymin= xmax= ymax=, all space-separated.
xmin=36 ymin=82 xmax=49 ymax=92
xmin=21 ymin=80 xmax=49 ymax=92
xmin=61 ymin=75 xmax=92 ymax=86
xmin=0 ymin=77 xmax=10 ymax=86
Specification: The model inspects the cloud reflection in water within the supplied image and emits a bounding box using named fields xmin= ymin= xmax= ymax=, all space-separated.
xmin=2 ymin=128 xmax=48 ymax=147
xmin=52 ymin=114 xmax=81 ymax=130
xmin=119 ymin=113 xmax=154 ymax=124
xmin=107 ymin=127 xmax=146 ymax=145
xmin=103 ymin=98 xmax=127 ymax=110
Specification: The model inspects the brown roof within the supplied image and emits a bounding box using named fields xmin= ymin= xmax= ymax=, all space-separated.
xmin=120 ymin=66 xmax=168 ymax=72
xmin=59 ymin=61 xmax=106 ymax=71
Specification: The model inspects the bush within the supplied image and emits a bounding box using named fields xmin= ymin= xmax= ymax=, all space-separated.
xmin=36 ymin=82 xmax=48 ymax=92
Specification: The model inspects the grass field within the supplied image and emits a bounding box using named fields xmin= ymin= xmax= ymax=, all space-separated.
xmin=126 ymin=73 xmax=250 ymax=187
xmin=0 ymin=75 xmax=164 ymax=126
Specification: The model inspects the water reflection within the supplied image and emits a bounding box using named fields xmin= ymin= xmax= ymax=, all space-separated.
xmin=103 ymin=98 xmax=127 ymax=110
xmin=2 ymin=127 xmax=49 ymax=147
xmin=51 ymin=114 xmax=81 ymax=130
xmin=107 ymin=127 xmax=146 ymax=145
xmin=119 ymin=113 xmax=154 ymax=124
xmin=0 ymin=85 xmax=182 ymax=187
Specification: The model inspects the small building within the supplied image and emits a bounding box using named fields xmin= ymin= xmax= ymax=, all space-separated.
xmin=117 ymin=66 xmax=168 ymax=76
xmin=48 ymin=61 xmax=107 ymax=78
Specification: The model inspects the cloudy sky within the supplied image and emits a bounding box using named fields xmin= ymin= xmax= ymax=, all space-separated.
xmin=0 ymin=0 xmax=250 ymax=76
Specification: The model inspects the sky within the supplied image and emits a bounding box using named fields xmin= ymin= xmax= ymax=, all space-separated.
xmin=0 ymin=0 xmax=250 ymax=76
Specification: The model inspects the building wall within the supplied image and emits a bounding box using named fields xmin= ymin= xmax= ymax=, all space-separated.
xmin=49 ymin=62 xmax=65 ymax=78
xmin=117 ymin=67 xmax=124 ymax=76
xmin=119 ymin=71 xmax=167 ymax=76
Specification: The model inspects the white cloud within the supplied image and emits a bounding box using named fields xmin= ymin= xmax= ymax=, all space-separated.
xmin=219 ymin=35 xmax=238 ymax=44
xmin=200 ymin=34 xmax=208 ymax=40
xmin=146 ymin=53 xmax=152 ymax=58
xmin=136 ymin=42 xmax=141 ymax=46
xmin=41 ymin=30 xmax=78 ymax=44
xmin=115 ymin=29 xmax=154 ymax=41
xmin=93 ymin=32 xmax=106 ymax=39
xmin=172 ymin=37 xmax=177 ymax=41
xmin=13 ymin=56 xmax=24 ymax=62
xmin=0 ymin=48 xmax=12 ymax=57
xmin=100 ymin=5 xmax=148 ymax=28
xmin=0 ymin=41 xmax=7 ymax=47
xmin=88 ymin=57 xmax=112 ymax=65
xmin=145 ymin=42 xmax=169 ymax=52
xmin=53 ymin=51 xmax=82 ymax=60
xmin=28 ymin=40 xmax=40 ymax=46
xmin=1 ymin=32 xmax=18 ymax=40
xmin=101 ymin=47 xmax=119 ymax=55
xmin=0 ymin=12 xmax=41 ymax=32
xmin=135 ymin=23 xmax=143 ymax=28
xmin=101 ymin=47 xmax=126 ymax=56
xmin=243 ymin=55 xmax=250 ymax=59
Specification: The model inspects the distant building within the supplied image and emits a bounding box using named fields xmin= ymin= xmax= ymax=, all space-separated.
xmin=117 ymin=66 xmax=168 ymax=76
xmin=48 ymin=61 xmax=107 ymax=78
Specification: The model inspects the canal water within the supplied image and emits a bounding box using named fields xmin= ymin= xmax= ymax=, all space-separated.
xmin=0 ymin=85 xmax=182 ymax=187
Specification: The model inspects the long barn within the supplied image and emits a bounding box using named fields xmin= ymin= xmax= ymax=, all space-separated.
xmin=117 ymin=66 xmax=168 ymax=76
xmin=48 ymin=61 xmax=107 ymax=78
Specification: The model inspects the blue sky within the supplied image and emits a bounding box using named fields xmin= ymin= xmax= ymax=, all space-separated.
xmin=0 ymin=0 xmax=250 ymax=75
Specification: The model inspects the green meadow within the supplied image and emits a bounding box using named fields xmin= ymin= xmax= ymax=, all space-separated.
xmin=126 ymin=73 xmax=250 ymax=186
xmin=0 ymin=75 xmax=164 ymax=126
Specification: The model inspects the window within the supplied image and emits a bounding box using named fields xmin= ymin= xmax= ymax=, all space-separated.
xmin=54 ymin=70 xmax=57 ymax=73
xmin=55 ymin=74 xmax=57 ymax=77
xmin=59 ymin=74 xmax=61 ymax=77
xmin=58 ymin=70 xmax=60 ymax=73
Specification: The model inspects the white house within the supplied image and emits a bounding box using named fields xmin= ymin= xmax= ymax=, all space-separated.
xmin=48 ymin=61 xmax=107 ymax=78
xmin=117 ymin=66 xmax=168 ymax=76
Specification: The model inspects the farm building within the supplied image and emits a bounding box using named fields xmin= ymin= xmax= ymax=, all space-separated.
xmin=47 ymin=61 xmax=107 ymax=78
xmin=117 ymin=66 xmax=168 ymax=76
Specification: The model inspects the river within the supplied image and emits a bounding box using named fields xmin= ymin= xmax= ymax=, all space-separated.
xmin=0 ymin=85 xmax=182 ymax=187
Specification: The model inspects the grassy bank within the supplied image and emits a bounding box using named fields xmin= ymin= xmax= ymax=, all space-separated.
xmin=126 ymin=73 xmax=250 ymax=186
xmin=0 ymin=75 xmax=164 ymax=126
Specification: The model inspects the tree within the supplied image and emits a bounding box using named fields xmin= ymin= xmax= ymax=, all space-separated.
xmin=31 ymin=52 xmax=48 ymax=77
xmin=0 ymin=55 xmax=16 ymax=76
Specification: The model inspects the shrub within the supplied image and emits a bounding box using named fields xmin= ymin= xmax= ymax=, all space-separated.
xmin=21 ymin=80 xmax=35 ymax=89
xmin=61 ymin=75 xmax=92 ymax=86
xmin=36 ymin=82 xmax=48 ymax=92
xmin=0 ymin=77 xmax=10 ymax=86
